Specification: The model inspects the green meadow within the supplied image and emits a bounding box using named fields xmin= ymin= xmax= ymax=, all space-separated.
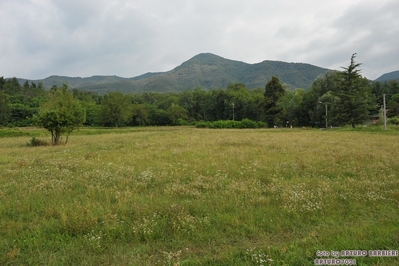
xmin=1 ymin=127 xmax=398 ymax=265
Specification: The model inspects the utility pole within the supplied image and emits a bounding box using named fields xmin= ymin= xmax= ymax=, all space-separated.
xmin=232 ymin=102 xmax=235 ymax=121
xmin=319 ymin=102 xmax=328 ymax=129
xmin=325 ymin=103 xmax=328 ymax=129
xmin=383 ymin=94 xmax=387 ymax=130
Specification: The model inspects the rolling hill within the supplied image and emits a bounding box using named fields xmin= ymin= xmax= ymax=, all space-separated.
xmin=375 ymin=70 xmax=399 ymax=82
xmin=18 ymin=53 xmax=331 ymax=94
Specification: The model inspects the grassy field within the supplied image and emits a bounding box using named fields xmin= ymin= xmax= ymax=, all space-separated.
xmin=0 ymin=127 xmax=398 ymax=265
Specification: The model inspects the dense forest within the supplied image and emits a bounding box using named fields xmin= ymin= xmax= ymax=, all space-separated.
xmin=1 ymin=55 xmax=399 ymax=130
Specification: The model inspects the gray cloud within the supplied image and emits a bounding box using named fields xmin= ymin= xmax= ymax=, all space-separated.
xmin=1 ymin=0 xmax=398 ymax=80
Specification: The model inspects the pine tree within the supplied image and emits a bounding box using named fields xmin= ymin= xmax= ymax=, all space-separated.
xmin=336 ymin=54 xmax=371 ymax=127
xmin=263 ymin=76 xmax=285 ymax=127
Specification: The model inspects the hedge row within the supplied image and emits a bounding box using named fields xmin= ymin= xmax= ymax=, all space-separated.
xmin=195 ymin=119 xmax=267 ymax=129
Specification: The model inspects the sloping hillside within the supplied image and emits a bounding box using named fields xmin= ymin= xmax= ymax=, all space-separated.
xmin=17 ymin=53 xmax=330 ymax=94
xmin=375 ymin=70 xmax=399 ymax=82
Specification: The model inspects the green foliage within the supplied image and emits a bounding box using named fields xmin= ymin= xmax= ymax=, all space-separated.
xmin=131 ymin=104 xmax=150 ymax=126
xmin=388 ymin=116 xmax=399 ymax=125
xmin=0 ymin=91 xmax=11 ymax=125
xmin=8 ymin=103 xmax=37 ymax=127
xmin=0 ymin=128 xmax=46 ymax=138
xmin=98 ymin=92 xmax=132 ymax=127
xmin=264 ymin=76 xmax=286 ymax=127
xmin=335 ymin=53 xmax=372 ymax=127
xmin=26 ymin=137 xmax=49 ymax=147
xmin=148 ymin=107 xmax=171 ymax=126
xmin=195 ymin=119 xmax=266 ymax=129
xmin=2 ymin=69 xmax=399 ymax=130
xmin=1 ymin=128 xmax=399 ymax=264
xmin=195 ymin=121 xmax=209 ymax=128
xmin=0 ymin=77 xmax=46 ymax=127
xmin=176 ymin=118 xmax=189 ymax=126
xmin=375 ymin=70 xmax=399 ymax=82
xmin=387 ymin=93 xmax=399 ymax=117
xmin=239 ymin=118 xmax=259 ymax=128
xmin=34 ymin=84 xmax=85 ymax=145
xmin=167 ymin=103 xmax=188 ymax=125
xmin=277 ymin=88 xmax=305 ymax=127
xmin=301 ymin=55 xmax=374 ymax=128
xmin=19 ymin=54 xmax=328 ymax=94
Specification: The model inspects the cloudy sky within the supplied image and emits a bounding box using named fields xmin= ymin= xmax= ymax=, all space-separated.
xmin=1 ymin=0 xmax=398 ymax=80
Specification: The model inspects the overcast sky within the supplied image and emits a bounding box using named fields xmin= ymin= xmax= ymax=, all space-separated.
xmin=1 ymin=0 xmax=398 ymax=80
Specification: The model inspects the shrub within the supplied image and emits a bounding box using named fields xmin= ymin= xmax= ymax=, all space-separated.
xmin=27 ymin=137 xmax=49 ymax=147
xmin=213 ymin=120 xmax=235 ymax=128
xmin=257 ymin=121 xmax=267 ymax=128
xmin=195 ymin=119 xmax=263 ymax=129
xmin=388 ymin=116 xmax=399 ymax=125
xmin=239 ymin=119 xmax=258 ymax=129
xmin=177 ymin=118 xmax=189 ymax=126
xmin=195 ymin=121 xmax=209 ymax=128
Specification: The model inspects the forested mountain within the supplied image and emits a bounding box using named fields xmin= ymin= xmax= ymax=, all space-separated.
xmin=17 ymin=53 xmax=329 ymax=94
xmin=375 ymin=70 xmax=399 ymax=82
xmin=2 ymin=53 xmax=399 ymax=129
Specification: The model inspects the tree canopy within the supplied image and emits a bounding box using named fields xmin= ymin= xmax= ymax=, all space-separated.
xmin=335 ymin=53 xmax=372 ymax=127
xmin=34 ymin=84 xmax=85 ymax=145
xmin=99 ymin=91 xmax=132 ymax=127
xmin=2 ymin=55 xmax=399 ymax=130
xmin=263 ymin=76 xmax=286 ymax=127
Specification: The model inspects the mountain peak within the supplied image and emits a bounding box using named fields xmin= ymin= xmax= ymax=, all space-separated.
xmin=15 ymin=53 xmax=332 ymax=94
xmin=191 ymin=52 xmax=222 ymax=59
xmin=180 ymin=53 xmax=228 ymax=66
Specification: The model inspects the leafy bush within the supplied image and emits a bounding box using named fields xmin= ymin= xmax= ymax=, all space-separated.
xmin=27 ymin=137 xmax=49 ymax=147
xmin=212 ymin=120 xmax=235 ymax=128
xmin=176 ymin=118 xmax=189 ymax=126
xmin=239 ymin=118 xmax=258 ymax=128
xmin=0 ymin=129 xmax=30 ymax=138
xmin=257 ymin=121 xmax=268 ymax=128
xmin=195 ymin=119 xmax=265 ymax=129
xmin=195 ymin=121 xmax=209 ymax=128
xmin=388 ymin=116 xmax=399 ymax=125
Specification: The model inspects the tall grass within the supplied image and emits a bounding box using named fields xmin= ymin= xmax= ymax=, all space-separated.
xmin=1 ymin=127 xmax=398 ymax=265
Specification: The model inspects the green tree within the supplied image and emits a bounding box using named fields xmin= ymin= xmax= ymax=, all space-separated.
xmin=263 ymin=76 xmax=285 ymax=127
xmin=34 ymin=84 xmax=86 ymax=145
xmin=387 ymin=93 xmax=399 ymax=117
xmin=132 ymin=104 xmax=150 ymax=126
xmin=298 ymin=71 xmax=342 ymax=127
xmin=0 ymin=91 xmax=11 ymax=125
xmin=335 ymin=54 xmax=372 ymax=127
xmin=277 ymin=89 xmax=305 ymax=127
xmin=167 ymin=103 xmax=188 ymax=125
xmin=148 ymin=107 xmax=171 ymax=125
xmin=191 ymin=88 xmax=208 ymax=121
xmin=99 ymin=92 xmax=132 ymax=127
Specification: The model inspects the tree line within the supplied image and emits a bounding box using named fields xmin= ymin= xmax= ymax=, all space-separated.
xmin=1 ymin=54 xmax=399 ymax=143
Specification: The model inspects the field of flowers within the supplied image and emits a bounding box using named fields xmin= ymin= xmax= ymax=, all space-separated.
xmin=1 ymin=127 xmax=398 ymax=265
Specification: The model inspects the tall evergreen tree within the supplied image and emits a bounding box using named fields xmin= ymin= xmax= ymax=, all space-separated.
xmin=0 ymin=91 xmax=11 ymax=125
xmin=263 ymin=76 xmax=285 ymax=127
xmin=336 ymin=53 xmax=371 ymax=127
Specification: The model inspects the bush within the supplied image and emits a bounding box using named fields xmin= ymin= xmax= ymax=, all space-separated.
xmin=195 ymin=119 xmax=264 ymax=129
xmin=388 ymin=116 xmax=399 ymax=125
xmin=213 ymin=120 xmax=235 ymax=128
xmin=257 ymin=121 xmax=268 ymax=128
xmin=195 ymin=121 xmax=209 ymax=128
xmin=27 ymin=137 xmax=49 ymax=147
xmin=177 ymin=118 xmax=189 ymax=126
xmin=239 ymin=119 xmax=258 ymax=128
